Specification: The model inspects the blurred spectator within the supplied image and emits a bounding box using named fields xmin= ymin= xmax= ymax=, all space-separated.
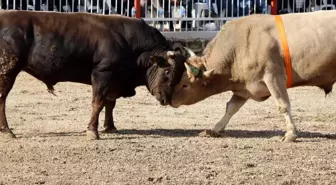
xmin=0 ymin=0 xmax=78 ymax=12
xmin=0 ymin=0 xmax=266 ymax=18
xmin=211 ymin=0 xmax=266 ymax=17
xmin=1 ymin=0 xmax=25 ymax=10
xmin=276 ymin=0 xmax=311 ymax=14
xmin=1 ymin=0 xmax=34 ymax=10
xmin=54 ymin=0 xmax=79 ymax=12
xmin=315 ymin=0 xmax=336 ymax=10
xmin=147 ymin=0 xmax=193 ymax=30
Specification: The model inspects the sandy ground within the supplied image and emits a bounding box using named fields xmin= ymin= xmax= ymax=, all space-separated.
xmin=0 ymin=72 xmax=335 ymax=185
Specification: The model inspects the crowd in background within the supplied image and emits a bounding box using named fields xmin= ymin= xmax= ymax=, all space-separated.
xmin=2 ymin=0 xmax=324 ymax=16
xmin=1 ymin=0 xmax=336 ymax=18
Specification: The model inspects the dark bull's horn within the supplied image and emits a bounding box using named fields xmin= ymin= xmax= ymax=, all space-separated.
xmin=183 ymin=47 xmax=196 ymax=57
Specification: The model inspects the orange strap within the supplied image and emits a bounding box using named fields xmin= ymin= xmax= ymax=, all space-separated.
xmin=275 ymin=15 xmax=292 ymax=88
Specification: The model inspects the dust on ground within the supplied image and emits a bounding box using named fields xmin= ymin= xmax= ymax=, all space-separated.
xmin=0 ymin=72 xmax=335 ymax=185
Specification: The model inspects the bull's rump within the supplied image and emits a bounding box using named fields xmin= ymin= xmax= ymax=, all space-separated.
xmin=281 ymin=11 xmax=336 ymax=83
xmin=0 ymin=10 xmax=141 ymax=86
xmin=225 ymin=11 xmax=336 ymax=88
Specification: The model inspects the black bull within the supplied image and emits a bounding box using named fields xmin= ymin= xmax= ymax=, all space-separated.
xmin=0 ymin=10 xmax=192 ymax=140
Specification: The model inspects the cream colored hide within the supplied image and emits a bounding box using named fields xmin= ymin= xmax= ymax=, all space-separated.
xmin=171 ymin=11 xmax=336 ymax=142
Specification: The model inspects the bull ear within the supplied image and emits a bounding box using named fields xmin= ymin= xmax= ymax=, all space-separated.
xmin=150 ymin=56 xmax=166 ymax=67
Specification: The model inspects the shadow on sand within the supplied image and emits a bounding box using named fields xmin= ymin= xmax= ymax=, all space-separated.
xmin=16 ymin=129 xmax=336 ymax=140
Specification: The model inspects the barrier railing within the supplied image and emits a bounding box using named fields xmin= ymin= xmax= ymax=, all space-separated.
xmin=0 ymin=0 xmax=335 ymax=39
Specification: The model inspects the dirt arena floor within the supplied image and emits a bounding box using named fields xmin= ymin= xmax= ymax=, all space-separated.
xmin=0 ymin=72 xmax=335 ymax=185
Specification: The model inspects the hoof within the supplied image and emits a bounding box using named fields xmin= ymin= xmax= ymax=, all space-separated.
xmin=0 ymin=130 xmax=16 ymax=141
xmin=86 ymin=130 xmax=100 ymax=140
xmin=282 ymin=132 xmax=297 ymax=142
xmin=199 ymin=130 xmax=222 ymax=138
xmin=102 ymin=128 xmax=119 ymax=134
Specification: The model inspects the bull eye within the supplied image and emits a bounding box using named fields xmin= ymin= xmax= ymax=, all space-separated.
xmin=182 ymin=84 xmax=188 ymax=88
xmin=165 ymin=70 xmax=170 ymax=76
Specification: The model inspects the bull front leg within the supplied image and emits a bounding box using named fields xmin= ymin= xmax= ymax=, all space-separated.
xmin=199 ymin=94 xmax=247 ymax=137
xmin=102 ymin=100 xmax=118 ymax=133
xmin=101 ymin=84 xmax=136 ymax=134
xmin=86 ymin=69 xmax=114 ymax=140
xmin=263 ymin=74 xmax=297 ymax=142
xmin=86 ymin=95 xmax=105 ymax=140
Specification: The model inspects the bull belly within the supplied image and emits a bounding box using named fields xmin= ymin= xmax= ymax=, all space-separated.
xmin=233 ymin=81 xmax=271 ymax=101
xmin=294 ymin=68 xmax=336 ymax=87
xmin=23 ymin=64 xmax=92 ymax=86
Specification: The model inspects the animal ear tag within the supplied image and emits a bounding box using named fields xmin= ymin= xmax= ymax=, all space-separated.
xmin=189 ymin=65 xmax=202 ymax=78
xmin=185 ymin=63 xmax=203 ymax=81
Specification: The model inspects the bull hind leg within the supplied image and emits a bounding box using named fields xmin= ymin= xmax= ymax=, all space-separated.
xmin=199 ymin=94 xmax=247 ymax=137
xmin=263 ymin=74 xmax=298 ymax=142
xmin=0 ymin=75 xmax=18 ymax=140
xmin=101 ymin=100 xmax=119 ymax=133
xmin=0 ymin=52 xmax=22 ymax=140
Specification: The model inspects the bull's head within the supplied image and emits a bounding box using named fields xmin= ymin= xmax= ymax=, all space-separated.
xmin=169 ymin=50 xmax=216 ymax=108
xmin=179 ymin=46 xmax=214 ymax=84
xmin=147 ymin=46 xmax=195 ymax=106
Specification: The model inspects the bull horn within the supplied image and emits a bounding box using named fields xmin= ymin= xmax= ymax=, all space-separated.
xmin=183 ymin=47 xmax=196 ymax=57
xmin=184 ymin=62 xmax=200 ymax=77
xmin=203 ymin=69 xmax=215 ymax=79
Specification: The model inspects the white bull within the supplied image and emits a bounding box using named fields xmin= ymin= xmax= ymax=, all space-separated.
xmin=170 ymin=10 xmax=336 ymax=142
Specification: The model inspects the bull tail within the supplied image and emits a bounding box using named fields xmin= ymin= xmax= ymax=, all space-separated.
xmin=47 ymin=84 xmax=57 ymax=96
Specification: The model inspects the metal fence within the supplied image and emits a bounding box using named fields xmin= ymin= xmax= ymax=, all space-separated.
xmin=0 ymin=0 xmax=334 ymax=39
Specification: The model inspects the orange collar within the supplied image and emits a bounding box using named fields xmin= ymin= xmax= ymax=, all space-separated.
xmin=275 ymin=15 xmax=292 ymax=88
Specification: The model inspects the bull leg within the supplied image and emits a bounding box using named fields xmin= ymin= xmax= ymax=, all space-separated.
xmin=0 ymin=47 xmax=21 ymax=140
xmin=86 ymin=95 xmax=105 ymax=140
xmin=199 ymin=94 xmax=247 ymax=137
xmin=264 ymin=74 xmax=297 ymax=142
xmin=86 ymin=70 xmax=112 ymax=140
xmin=102 ymin=100 xmax=118 ymax=133
xmin=0 ymin=75 xmax=17 ymax=140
